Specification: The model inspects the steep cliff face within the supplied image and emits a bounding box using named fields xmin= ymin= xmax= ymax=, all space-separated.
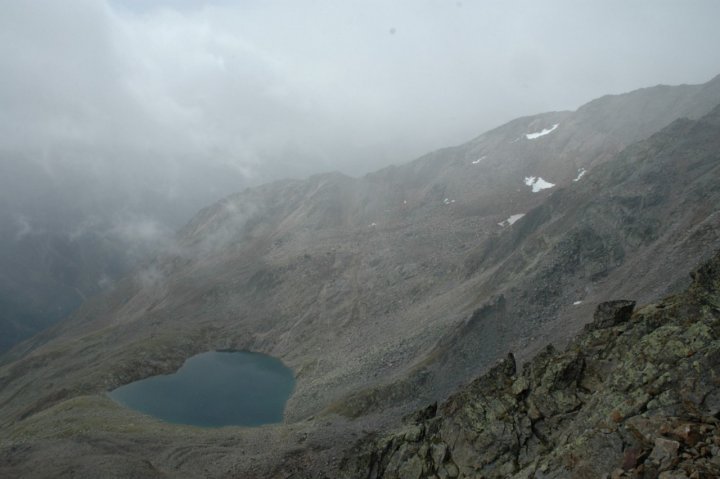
xmin=340 ymin=251 xmax=720 ymax=478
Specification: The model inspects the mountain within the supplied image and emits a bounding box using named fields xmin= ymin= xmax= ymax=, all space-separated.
xmin=0 ymin=150 xmax=252 ymax=354
xmin=339 ymin=250 xmax=720 ymax=478
xmin=1 ymin=77 xmax=719 ymax=478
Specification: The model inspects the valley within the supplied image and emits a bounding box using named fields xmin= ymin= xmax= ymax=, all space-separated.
xmin=1 ymin=77 xmax=720 ymax=478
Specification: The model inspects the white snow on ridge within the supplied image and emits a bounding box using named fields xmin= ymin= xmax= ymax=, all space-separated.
xmin=498 ymin=213 xmax=525 ymax=227
xmin=524 ymin=176 xmax=555 ymax=193
xmin=573 ymin=301 xmax=583 ymax=306
xmin=471 ymin=156 xmax=486 ymax=165
xmin=573 ymin=168 xmax=586 ymax=182
xmin=506 ymin=214 xmax=525 ymax=225
xmin=525 ymin=123 xmax=559 ymax=140
xmin=533 ymin=178 xmax=555 ymax=192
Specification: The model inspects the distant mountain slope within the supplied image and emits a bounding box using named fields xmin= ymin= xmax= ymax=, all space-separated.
xmin=319 ymin=102 xmax=720 ymax=419
xmin=0 ymin=77 xmax=719 ymax=478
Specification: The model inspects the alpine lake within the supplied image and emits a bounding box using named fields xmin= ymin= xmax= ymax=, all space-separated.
xmin=109 ymin=351 xmax=295 ymax=427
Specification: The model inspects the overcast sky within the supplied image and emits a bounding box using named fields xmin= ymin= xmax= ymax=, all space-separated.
xmin=2 ymin=0 xmax=720 ymax=190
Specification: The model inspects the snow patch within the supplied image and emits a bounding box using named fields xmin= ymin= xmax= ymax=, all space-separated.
xmin=369 ymin=222 xmax=377 ymax=227
xmin=525 ymin=123 xmax=559 ymax=140
xmin=573 ymin=301 xmax=583 ymax=306
xmin=506 ymin=214 xmax=525 ymax=225
xmin=573 ymin=168 xmax=586 ymax=182
xmin=471 ymin=156 xmax=486 ymax=165
xmin=524 ymin=176 xmax=555 ymax=193
xmin=443 ymin=198 xmax=456 ymax=205
xmin=498 ymin=213 xmax=525 ymax=227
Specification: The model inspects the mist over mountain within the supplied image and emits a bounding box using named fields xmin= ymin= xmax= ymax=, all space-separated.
xmin=2 ymin=0 xmax=720 ymax=353
xmin=2 ymin=2 xmax=720 ymax=477
xmin=1 ymin=74 xmax=720 ymax=477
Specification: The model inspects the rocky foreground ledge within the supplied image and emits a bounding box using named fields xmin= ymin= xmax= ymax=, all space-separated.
xmin=338 ymin=251 xmax=720 ymax=479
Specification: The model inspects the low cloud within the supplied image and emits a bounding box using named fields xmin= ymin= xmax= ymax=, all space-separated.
xmin=3 ymin=1 xmax=719 ymax=186
xmin=12 ymin=214 xmax=34 ymax=241
xmin=109 ymin=215 xmax=174 ymax=245
xmin=0 ymin=1 xmax=719 ymax=254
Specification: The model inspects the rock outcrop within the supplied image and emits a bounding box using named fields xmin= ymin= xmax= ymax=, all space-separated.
xmin=340 ymin=251 xmax=720 ymax=478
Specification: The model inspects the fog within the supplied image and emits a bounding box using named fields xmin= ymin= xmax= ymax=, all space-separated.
xmin=3 ymin=1 xmax=720 ymax=187
xmin=1 ymin=1 xmax=719 ymax=349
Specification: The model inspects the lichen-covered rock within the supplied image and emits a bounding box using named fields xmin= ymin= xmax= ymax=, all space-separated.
xmin=649 ymin=437 xmax=680 ymax=471
xmin=585 ymin=299 xmax=636 ymax=331
xmin=340 ymin=251 xmax=720 ymax=478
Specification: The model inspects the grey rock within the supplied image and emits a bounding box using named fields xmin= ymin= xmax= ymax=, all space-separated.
xmin=586 ymin=300 xmax=636 ymax=331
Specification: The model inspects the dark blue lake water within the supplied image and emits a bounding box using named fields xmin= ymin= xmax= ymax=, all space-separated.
xmin=109 ymin=351 xmax=295 ymax=427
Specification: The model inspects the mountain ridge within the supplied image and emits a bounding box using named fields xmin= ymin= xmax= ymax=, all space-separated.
xmin=1 ymin=77 xmax=720 ymax=478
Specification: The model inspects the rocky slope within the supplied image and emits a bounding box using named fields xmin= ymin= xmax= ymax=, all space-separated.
xmin=339 ymin=250 xmax=720 ymax=479
xmin=0 ymin=77 xmax=719 ymax=477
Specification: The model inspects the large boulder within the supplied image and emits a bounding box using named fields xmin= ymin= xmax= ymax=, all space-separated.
xmin=585 ymin=299 xmax=636 ymax=331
